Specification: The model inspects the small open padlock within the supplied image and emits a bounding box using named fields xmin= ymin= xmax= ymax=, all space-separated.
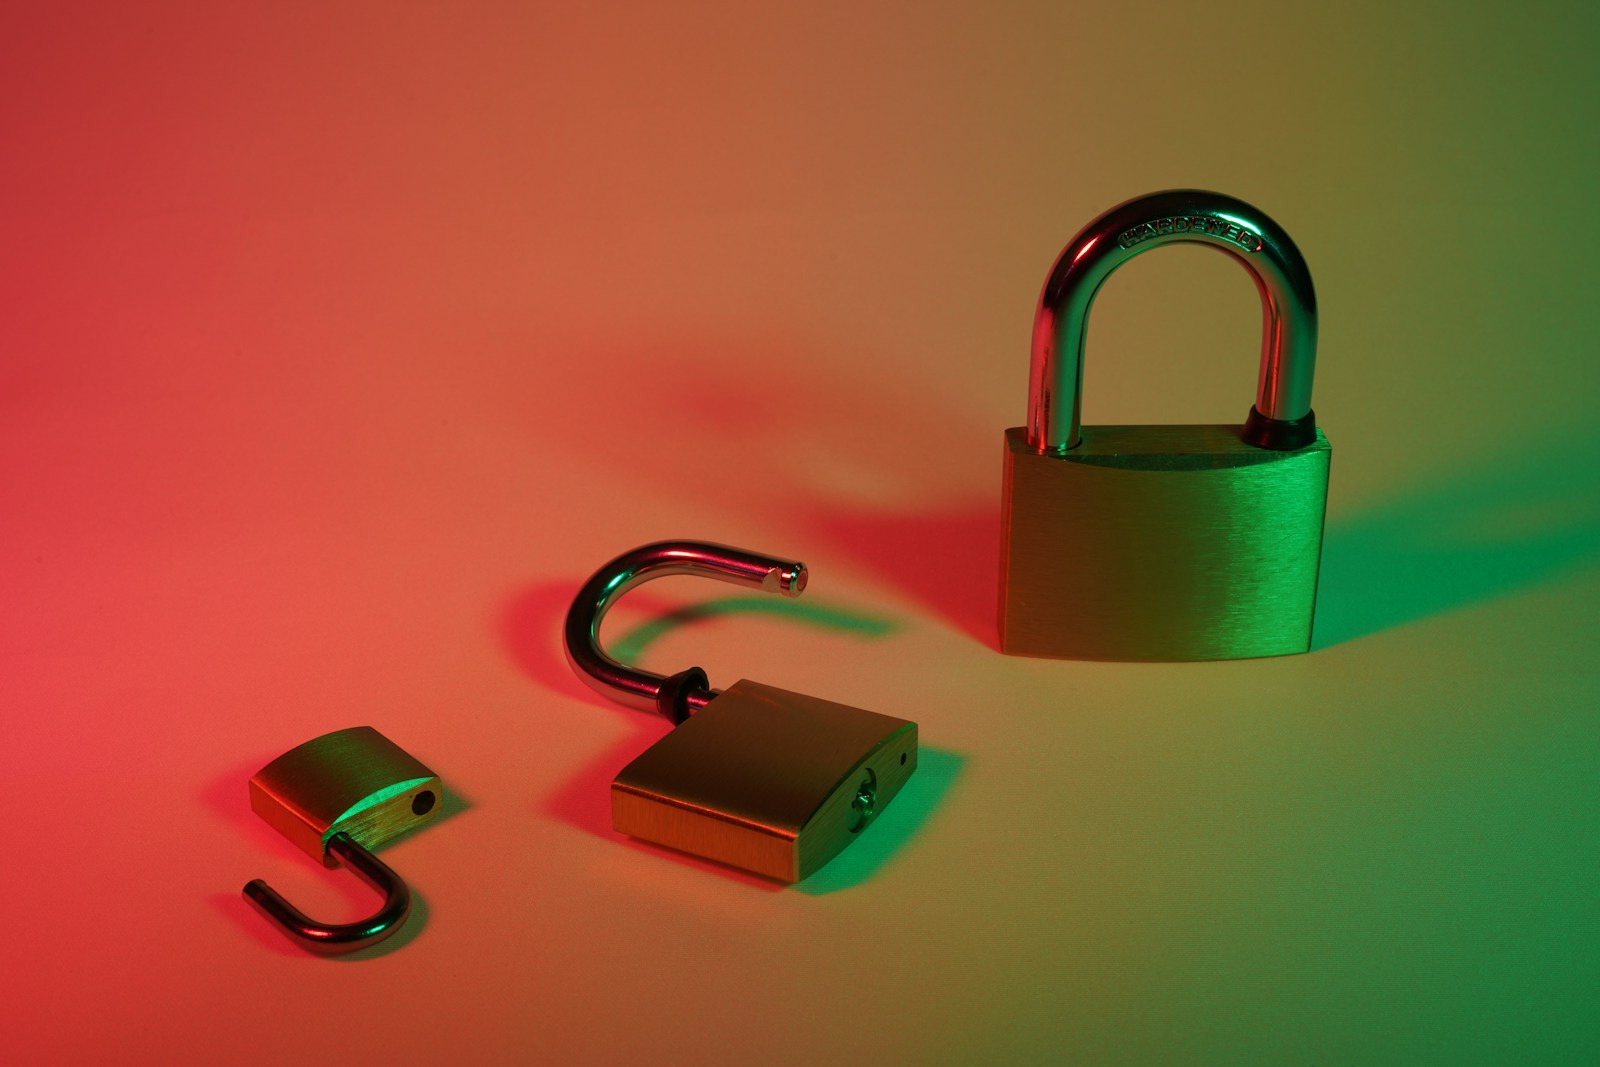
xmin=242 ymin=726 xmax=441 ymax=954
xmin=565 ymin=541 xmax=918 ymax=883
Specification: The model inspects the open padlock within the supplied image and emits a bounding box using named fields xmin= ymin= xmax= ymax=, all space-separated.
xmin=242 ymin=726 xmax=441 ymax=954
xmin=565 ymin=541 xmax=918 ymax=883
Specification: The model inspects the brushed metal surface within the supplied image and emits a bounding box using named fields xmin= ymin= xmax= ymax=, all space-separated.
xmin=247 ymin=726 xmax=440 ymax=865
xmin=612 ymin=680 xmax=918 ymax=882
xmin=998 ymin=425 xmax=1330 ymax=660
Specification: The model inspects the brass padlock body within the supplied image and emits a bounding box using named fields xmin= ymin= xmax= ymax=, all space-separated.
xmin=611 ymin=679 xmax=918 ymax=882
xmin=248 ymin=726 xmax=441 ymax=866
xmin=999 ymin=424 xmax=1330 ymax=660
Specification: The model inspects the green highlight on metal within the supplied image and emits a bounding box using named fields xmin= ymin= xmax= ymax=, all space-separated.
xmin=848 ymin=768 xmax=878 ymax=834
xmin=324 ymin=777 xmax=433 ymax=846
xmin=1215 ymin=212 xmax=1262 ymax=240
xmin=798 ymin=747 xmax=964 ymax=896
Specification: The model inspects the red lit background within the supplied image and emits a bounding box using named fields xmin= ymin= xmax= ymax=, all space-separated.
xmin=4 ymin=3 xmax=1598 ymax=1063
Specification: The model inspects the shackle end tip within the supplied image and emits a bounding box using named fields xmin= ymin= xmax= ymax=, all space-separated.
xmin=766 ymin=564 xmax=807 ymax=598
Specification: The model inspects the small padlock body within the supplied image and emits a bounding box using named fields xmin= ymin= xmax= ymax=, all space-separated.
xmin=611 ymin=680 xmax=918 ymax=882
xmin=999 ymin=424 xmax=1331 ymax=660
xmin=249 ymin=726 xmax=441 ymax=866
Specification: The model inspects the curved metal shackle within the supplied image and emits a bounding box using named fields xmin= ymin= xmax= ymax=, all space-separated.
xmin=1028 ymin=189 xmax=1318 ymax=453
xmin=242 ymin=831 xmax=411 ymax=955
xmin=563 ymin=540 xmax=807 ymax=721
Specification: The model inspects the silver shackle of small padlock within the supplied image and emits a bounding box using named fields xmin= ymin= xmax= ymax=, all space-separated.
xmin=244 ymin=833 xmax=410 ymax=954
xmin=563 ymin=540 xmax=807 ymax=720
xmin=1028 ymin=189 xmax=1318 ymax=454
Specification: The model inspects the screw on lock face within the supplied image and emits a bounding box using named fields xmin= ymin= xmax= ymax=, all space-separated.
xmin=848 ymin=769 xmax=878 ymax=834
xmin=564 ymin=541 xmax=918 ymax=883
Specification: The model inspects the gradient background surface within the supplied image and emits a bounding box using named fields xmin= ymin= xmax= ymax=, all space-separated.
xmin=4 ymin=2 xmax=1598 ymax=1063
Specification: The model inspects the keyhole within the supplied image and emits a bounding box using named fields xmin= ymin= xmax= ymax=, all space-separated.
xmin=848 ymin=768 xmax=878 ymax=834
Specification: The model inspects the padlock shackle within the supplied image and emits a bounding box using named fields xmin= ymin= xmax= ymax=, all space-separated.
xmin=563 ymin=540 xmax=807 ymax=721
xmin=1028 ymin=189 xmax=1318 ymax=454
xmin=242 ymin=831 xmax=411 ymax=955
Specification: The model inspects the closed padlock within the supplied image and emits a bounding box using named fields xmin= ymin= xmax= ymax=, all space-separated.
xmin=998 ymin=189 xmax=1331 ymax=660
xmin=242 ymin=726 xmax=441 ymax=953
xmin=564 ymin=541 xmax=918 ymax=883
